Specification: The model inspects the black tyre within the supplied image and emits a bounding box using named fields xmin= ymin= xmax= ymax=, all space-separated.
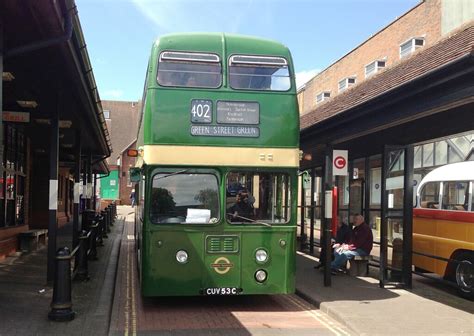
xmin=455 ymin=253 xmax=474 ymax=300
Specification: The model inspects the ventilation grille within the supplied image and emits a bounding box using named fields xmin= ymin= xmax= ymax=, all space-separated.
xmin=206 ymin=236 xmax=239 ymax=253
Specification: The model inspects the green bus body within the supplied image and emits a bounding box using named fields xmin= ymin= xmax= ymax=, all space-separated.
xmin=135 ymin=33 xmax=299 ymax=297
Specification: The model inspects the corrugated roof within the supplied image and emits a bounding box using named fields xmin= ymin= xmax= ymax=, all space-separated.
xmin=301 ymin=24 xmax=474 ymax=131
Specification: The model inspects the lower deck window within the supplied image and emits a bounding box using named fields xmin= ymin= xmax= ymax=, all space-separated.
xmin=150 ymin=172 xmax=219 ymax=224
xmin=226 ymin=172 xmax=290 ymax=224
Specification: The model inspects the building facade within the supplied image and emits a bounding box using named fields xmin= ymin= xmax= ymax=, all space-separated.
xmin=99 ymin=100 xmax=141 ymax=207
xmin=298 ymin=0 xmax=473 ymax=115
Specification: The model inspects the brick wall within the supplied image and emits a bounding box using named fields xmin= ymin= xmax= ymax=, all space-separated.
xmin=119 ymin=142 xmax=137 ymax=205
xmin=299 ymin=0 xmax=442 ymax=115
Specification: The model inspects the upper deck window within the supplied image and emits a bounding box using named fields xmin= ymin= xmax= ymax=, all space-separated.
xmin=157 ymin=51 xmax=222 ymax=88
xmin=229 ymin=55 xmax=291 ymax=91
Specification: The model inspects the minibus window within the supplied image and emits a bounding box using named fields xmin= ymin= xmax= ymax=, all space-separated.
xmin=442 ymin=181 xmax=469 ymax=211
xmin=420 ymin=182 xmax=440 ymax=209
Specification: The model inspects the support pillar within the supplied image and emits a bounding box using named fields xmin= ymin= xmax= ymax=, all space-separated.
xmin=87 ymin=153 xmax=92 ymax=210
xmin=73 ymin=132 xmax=81 ymax=247
xmin=403 ymin=145 xmax=414 ymax=288
xmin=93 ymin=173 xmax=97 ymax=211
xmin=47 ymin=101 xmax=59 ymax=283
xmin=322 ymin=146 xmax=334 ymax=287
xmin=309 ymin=168 xmax=315 ymax=255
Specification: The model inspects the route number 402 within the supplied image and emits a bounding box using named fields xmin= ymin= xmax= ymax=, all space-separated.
xmin=191 ymin=104 xmax=210 ymax=118
xmin=190 ymin=100 xmax=212 ymax=123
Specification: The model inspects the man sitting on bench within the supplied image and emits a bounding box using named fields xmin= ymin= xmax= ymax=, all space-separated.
xmin=330 ymin=214 xmax=373 ymax=274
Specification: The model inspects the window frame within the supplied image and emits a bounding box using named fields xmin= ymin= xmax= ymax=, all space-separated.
xmin=157 ymin=50 xmax=223 ymax=89
xmin=365 ymin=59 xmax=386 ymax=78
xmin=148 ymin=168 xmax=221 ymax=225
xmin=399 ymin=37 xmax=425 ymax=59
xmin=316 ymin=91 xmax=331 ymax=104
xmin=228 ymin=53 xmax=292 ymax=92
xmin=338 ymin=76 xmax=356 ymax=92
xmin=225 ymin=170 xmax=291 ymax=225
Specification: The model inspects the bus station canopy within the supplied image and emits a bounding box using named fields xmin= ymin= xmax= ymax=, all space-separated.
xmin=1 ymin=0 xmax=111 ymax=173
xmin=300 ymin=24 xmax=474 ymax=167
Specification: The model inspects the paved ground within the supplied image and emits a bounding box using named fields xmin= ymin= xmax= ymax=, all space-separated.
xmin=296 ymin=252 xmax=474 ymax=336
xmin=109 ymin=212 xmax=350 ymax=336
xmin=0 ymin=211 xmax=123 ymax=336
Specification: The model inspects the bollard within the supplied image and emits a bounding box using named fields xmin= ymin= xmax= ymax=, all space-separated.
xmin=81 ymin=209 xmax=95 ymax=232
xmin=89 ymin=221 xmax=99 ymax=260
xmin=107 ymin=206 xmax=114 ymax=227
xmin=106 ymin=207 xmax=112 ymax=231
xmin=101 ymin=210 xmax=109 ymax=238
xmin=75 ymin=230 xmax=90 ymax=281
xmin=48 ymin=247 xmax=75 ymax=321
xmin=95 ymin=214 xmax=104 ymax=246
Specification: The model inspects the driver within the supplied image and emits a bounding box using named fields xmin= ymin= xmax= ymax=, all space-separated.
xmin=228 ymin=190 xmax=254 ymax=222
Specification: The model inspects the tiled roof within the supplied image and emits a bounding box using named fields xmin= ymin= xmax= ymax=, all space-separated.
xmin=300 ymin=24 xmax=474 ymax=131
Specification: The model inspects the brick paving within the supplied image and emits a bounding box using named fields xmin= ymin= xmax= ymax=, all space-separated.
xmin=109 ymin=214 xmax=350 ymax=336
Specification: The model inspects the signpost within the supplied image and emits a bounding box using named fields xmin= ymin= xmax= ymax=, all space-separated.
xmin=332 ymin=150 xmax=348 ymax=176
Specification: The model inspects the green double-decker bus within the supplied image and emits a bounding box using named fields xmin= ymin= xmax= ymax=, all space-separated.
xmin=133 ymin=33 xmax=299 ymax=297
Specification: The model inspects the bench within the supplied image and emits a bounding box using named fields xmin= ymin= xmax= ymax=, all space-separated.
xmin=348 ymin=255 xmax=371 ymax=276
xmin=19 ymin=229 xmax=48 ymax=253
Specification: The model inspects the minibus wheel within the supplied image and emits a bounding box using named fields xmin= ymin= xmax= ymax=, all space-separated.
xmin=455 ymin=253 xmax=474 ymax=300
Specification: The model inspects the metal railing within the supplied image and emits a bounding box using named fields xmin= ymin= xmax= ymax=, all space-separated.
xmin=48 ymin=202 xmax=117 ymax=321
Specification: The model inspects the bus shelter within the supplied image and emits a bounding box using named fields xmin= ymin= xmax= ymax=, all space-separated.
xmin=299 ymin=25 xmax=474 ymax=288
xmin=1 ymin=0 xmax=111 ymax=281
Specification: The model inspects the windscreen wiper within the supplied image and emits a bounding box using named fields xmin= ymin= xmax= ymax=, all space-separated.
xmin=227 ymin=214 xmax=272 ymax=227
xmin=155 ymin=169 xmax=189 ymax=180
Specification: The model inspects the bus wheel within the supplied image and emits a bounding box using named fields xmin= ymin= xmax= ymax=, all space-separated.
xmin=455 ymin=254 xmax=474 ymax=300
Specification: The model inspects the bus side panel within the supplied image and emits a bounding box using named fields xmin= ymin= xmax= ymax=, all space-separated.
xmin=413 ymin=209 xmax=474 ymax=276
xmin=141 ymin=230 xmax=204 ymax=296
xmin=240 ymin=229 xmax=296 ymax=295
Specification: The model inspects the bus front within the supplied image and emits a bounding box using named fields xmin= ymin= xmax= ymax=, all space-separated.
xmin=136 ymin=33 xmax=300 ymax=297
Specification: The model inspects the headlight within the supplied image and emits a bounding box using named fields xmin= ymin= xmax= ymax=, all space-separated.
xmin=255 ymin=269 xmax=267 ymax=283
xmin=255 ymin=249 xmax=268 ymax=263
xmin=176 ymin=250 xmax=188 ymax=264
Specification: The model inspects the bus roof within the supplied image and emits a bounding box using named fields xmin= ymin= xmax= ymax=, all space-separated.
xmin=419 ymin=161 xmax=474 ymax=186
xmin=153 ymin=33 xmax=292 ymax=59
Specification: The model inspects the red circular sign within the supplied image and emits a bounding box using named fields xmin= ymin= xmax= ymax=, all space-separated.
xmin=334 ymin=156 xmax=346 ymax=169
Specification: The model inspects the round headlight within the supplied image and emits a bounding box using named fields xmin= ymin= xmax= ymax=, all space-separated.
xmin=255 ymin=269 xmax=267 ymax=283
xmin=176 ymin=250 xmax=188 ymax=264
xmin=255 ymin=249 xmax=268 ymax=263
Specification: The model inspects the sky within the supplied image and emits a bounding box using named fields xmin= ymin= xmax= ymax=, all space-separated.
xmin=76 ymin=0 xmax=420 ymax=101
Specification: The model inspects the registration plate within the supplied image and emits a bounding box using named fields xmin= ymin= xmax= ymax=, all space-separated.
xmin=204 ymin=287 xmax=239 ymax=295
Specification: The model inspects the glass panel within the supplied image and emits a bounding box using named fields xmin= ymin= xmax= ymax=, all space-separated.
xmin=370 ymin=167 xmax=382 ymax=207
xmin=422 ymin=143 xmax=434 ymax=167
xmin=369 ymin=210 xmax=381 ymax=243
xmin=16 ymin=176 xmax=25 ymax=224
xmin=442 ymin=181 xmax=469 ymax=211
xmin=150 ymin=172 xmax=219 ymax=224
xmin=350 ymin=179 xmax=364 ymax=216
xmin=226 ymin=172 xmax=290 ymax=224
xmin=387 ymin=150 xmax=405 ymax=210
xmin=420 ymin=182 xmax=440 ymax=208
xmin=157 ymin=53 xmax=222 ymax=88
xmin=435 ymin=141 xmax=447 ymax=166
xmin=448 ymin=145 xmax=462 ymax=163
xmin=229 ymin=62 xmax=290 ymax=91
xmin=337 ymin=175 xmax=349 ymax=209
xmin=414 ymin=146 xmax=422 ymax=168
